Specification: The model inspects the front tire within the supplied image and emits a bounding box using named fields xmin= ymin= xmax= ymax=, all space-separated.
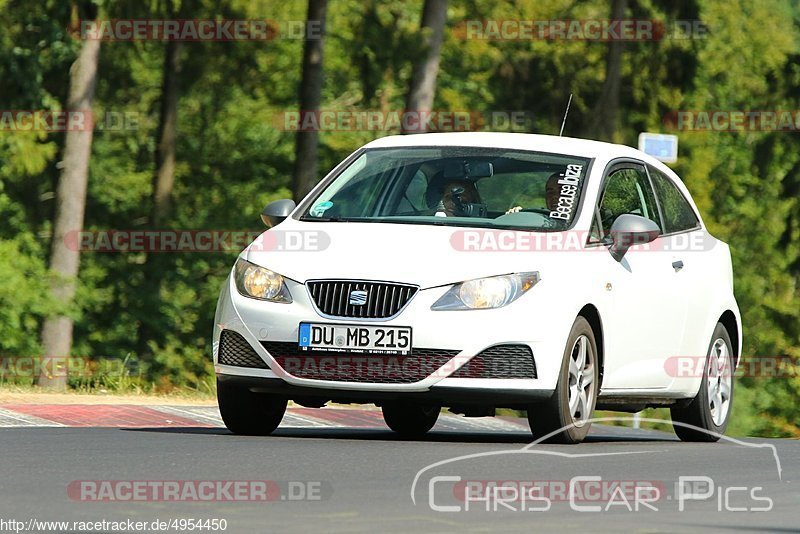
xmin=382 ymin=403 xmax=440 ymax=436
xmin=671 ymin=323 xmax=734 ymax=442
xmin=528 ymin=316 xmax=599 ymax=444
xmin=217 ymin=379 xmax=287 ymax=436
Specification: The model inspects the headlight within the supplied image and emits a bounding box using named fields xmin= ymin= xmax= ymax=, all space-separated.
xmin=431 ymin=272 xmax=540 ymax=310
xmin=234 ymin=258 xmax=292 ymax=303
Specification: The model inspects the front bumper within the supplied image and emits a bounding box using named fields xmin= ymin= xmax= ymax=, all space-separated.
xmin=217 ymin=373 xmax=554 ymax=406
xmin=213 ymin=274 xmax=566 ymax=399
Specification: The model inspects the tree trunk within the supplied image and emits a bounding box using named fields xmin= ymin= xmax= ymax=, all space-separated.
xmin=152 ymin=40 xmax=183 ymax=228
xmin=403 ymin=0 xmax=448 ymax=134
xmin=38 ymin=12 xmax=101 ymax=390
xmin=590 ymin=0 xmax=626 ymax=142
xmin=291 ymin=0 xmax=328 ymax=202
xmin=137 ymin=38 xmax=184 ymax=359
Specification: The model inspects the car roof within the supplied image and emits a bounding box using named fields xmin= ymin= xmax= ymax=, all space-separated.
xmin=363 ymin=132 xmax=663 ymax=167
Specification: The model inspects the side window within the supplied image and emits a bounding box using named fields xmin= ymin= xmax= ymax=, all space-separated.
xmin=649 ymin=167 xmax=700 ymax=233
xmin=591 ymin=167 xmax=661 ymax=240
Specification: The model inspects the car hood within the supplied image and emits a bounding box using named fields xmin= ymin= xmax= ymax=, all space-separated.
xmin=244 ymin=220 xmax=555 ymax=289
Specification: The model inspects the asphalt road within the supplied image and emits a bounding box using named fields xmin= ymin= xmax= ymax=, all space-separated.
xmin=1 ymin=421 xmax=797 ymax=534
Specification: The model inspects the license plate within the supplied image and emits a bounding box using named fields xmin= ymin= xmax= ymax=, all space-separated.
xmin=298 ymin=323 xmax=412 ymax=355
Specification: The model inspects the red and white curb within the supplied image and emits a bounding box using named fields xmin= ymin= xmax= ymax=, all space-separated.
xmin=0 ymin=404 xmax=530 ymax=432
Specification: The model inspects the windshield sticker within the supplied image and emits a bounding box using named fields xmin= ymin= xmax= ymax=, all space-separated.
xmin=549 ymin=164 xmax=583 ymax=221
xmin=309 ymin=201 xmax=334 ymax=218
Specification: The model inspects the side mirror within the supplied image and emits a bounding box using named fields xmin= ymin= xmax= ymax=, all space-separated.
xmin=607 ymin=214 xmax=660 ymax=262
xmin=261 ymin=199 xmax=296 ymax=228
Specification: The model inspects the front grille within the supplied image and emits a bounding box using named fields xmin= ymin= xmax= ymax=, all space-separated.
xmin=218 ymin=330 xmax=268 ymax=369
xmin=262 ymin=341 xmax=459 ymax=383
xmin=307 ymin=280 xmax=418 ymax=319
xmin=451 ymin=344 xmax=537 ymax=379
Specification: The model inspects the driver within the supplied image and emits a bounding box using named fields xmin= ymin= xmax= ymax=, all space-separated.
xmin=505 ymin=172 xmax=563 ymax=214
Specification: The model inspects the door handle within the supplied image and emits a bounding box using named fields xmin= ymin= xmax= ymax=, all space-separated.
xmin=672 ymin=260 xmax=684 ymax=271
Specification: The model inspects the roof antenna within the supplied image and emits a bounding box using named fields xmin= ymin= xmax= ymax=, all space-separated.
xmin=559 ymin=93 xmax=573 ymax=136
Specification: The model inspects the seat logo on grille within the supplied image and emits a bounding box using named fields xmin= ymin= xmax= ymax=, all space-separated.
xmin=349 ymin=290 xmax=368 ymax=306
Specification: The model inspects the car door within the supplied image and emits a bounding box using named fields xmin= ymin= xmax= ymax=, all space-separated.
xmin=591 ymin=162 xmax=687 ymax=390
xmin=646 ymin=165 xmax=708 ymax=359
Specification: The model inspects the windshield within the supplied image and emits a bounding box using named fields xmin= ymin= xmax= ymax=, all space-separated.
xmin=300 ymin=146 xmax=591 ymax=230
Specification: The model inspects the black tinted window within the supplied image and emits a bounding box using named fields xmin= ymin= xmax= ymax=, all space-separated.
xmin=649 ymin=167 xmax=700 ymax=233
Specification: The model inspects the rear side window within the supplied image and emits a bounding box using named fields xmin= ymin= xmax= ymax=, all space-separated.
xmin=649 ymin=167 xmax=700 ymax=233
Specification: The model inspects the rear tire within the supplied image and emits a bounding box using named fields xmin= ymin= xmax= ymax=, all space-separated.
xmin=217 ymin=379 xmax=287 ymax=436
xmin=382 ymin=403 xmax=440 ymax=436
xmin=671 ymin=323 xmax=734 ymax=442
xmin=528 ymin=316 xmax=599 ymax=444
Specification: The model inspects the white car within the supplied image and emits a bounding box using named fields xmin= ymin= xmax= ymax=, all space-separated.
xmin=213 ymin=132 xmax=741 ymax=443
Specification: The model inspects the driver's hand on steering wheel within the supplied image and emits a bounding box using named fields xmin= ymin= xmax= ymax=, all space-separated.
xmin=505 ymin=206 xmax=522 ymax=214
